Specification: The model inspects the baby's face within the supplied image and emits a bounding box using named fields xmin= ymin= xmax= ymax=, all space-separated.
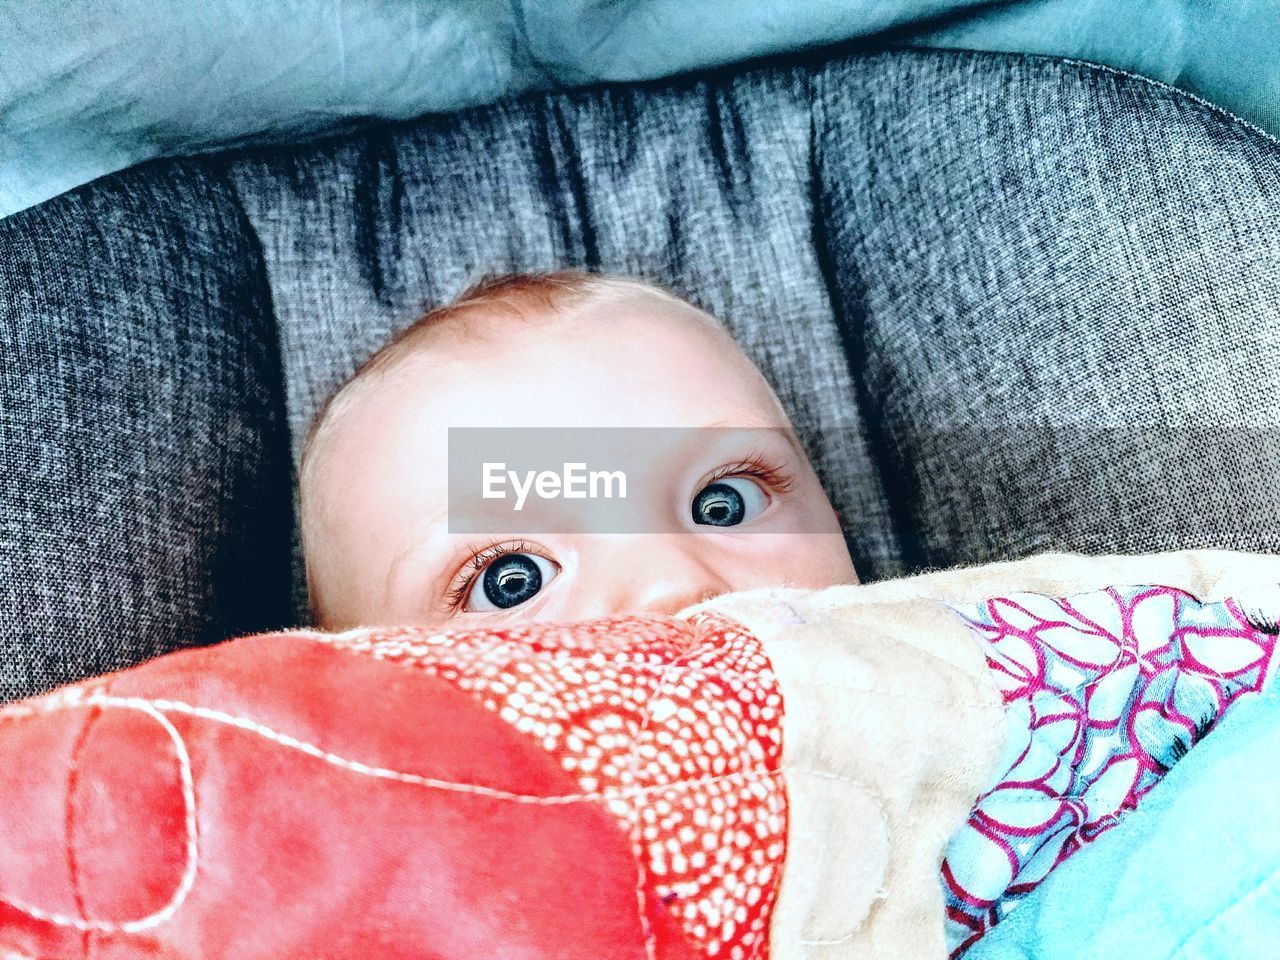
xmin=305 ymin=298 xmax=857 ymax=630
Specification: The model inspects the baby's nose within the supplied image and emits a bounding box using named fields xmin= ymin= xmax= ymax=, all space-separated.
xmin=610 ymin=537 xmax=732 ymax=617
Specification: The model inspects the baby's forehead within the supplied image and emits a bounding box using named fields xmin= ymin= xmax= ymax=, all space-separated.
xmin=309 ymin=291 xmax=790 ymax=486
xmin=378 ymin=295 xmax=782 ymax=423
xmin=300 ymin=299 xmax=809 ymax=583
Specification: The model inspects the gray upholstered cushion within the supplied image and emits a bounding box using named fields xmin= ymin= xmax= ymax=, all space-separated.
xmin=225 ymin=57 xmax=898 ymax=607
xmin=226 ymin=48 xmax=1280 ymax=586
xmin=817 ymin=53 xmax=1280 ymax=570
xmin=0 ymin=164 xmax=293 ymax=700
xmin=3 ymin=46 xmax=1279 ymax=699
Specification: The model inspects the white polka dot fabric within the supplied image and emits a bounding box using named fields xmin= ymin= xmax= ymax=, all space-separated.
xmin=324 ymin=610 xmax=788 ymax=959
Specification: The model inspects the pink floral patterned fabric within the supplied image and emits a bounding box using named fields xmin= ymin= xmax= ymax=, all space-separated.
xmin=941 ymin=583 xmax=1280 ymax=956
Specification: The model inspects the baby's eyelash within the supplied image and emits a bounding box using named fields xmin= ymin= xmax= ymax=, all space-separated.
xmin=707 ymin=453 xmax=794 ymax=492
xmin=445 ymin=539 xmax=536 ymax=611
xmin=441 ymin=458 xmax=790 ymax=611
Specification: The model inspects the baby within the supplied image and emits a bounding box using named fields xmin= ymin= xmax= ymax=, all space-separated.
xmin=295 ymin=270 xmax=1280 ymax=957
xmin=299 ymin=270 xmax=858 ymax=631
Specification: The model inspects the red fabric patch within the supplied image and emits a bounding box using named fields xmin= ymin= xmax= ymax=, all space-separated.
xmin=0 ymin=612 xmax=787 ymax=960
xmin=324 ymin=610 xmax=788 ymax=960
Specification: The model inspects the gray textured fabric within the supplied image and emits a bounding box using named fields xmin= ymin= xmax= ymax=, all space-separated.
xmin=0 ymin=163 xmax=293 ymax=700
xmin=816 ymin=53 xmax=1280 ymax=568
xmin=3 ymin=47 xmax=1280 ymax=699
xmin=226 ymin=47 xmax=1280 ymax=597
xmin=226 ymin=64 xmax=898 ymax=599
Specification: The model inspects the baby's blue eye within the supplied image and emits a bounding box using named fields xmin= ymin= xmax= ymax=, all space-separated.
xmin=692 ymin=477 xmax=769 ymax=527
xmin=466 ymin=553 xmax=558 ymax=612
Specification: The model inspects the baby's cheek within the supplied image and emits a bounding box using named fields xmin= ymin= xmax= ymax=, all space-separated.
xmin=736 ymin=533 xmax=858 ymax=590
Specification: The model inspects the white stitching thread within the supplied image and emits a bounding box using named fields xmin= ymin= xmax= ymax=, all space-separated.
xmin=0 ymin=696 xmax=198 ymax=935
xmin=0 ymin=695 xmax=780 ymax=807
xmin=1052 ymin=56 xmax=1280 ymax=148
xmin=788 ymin=766 xmax=891 ymax=948
xmin=0 ymin=692 xmax=783 ymax=938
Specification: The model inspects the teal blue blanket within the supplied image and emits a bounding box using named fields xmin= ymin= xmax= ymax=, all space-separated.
xmin=2 ymin=1 xmax=1278 ymax=219
xmin=968 ymin=679 xmax=1280 ymax=960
